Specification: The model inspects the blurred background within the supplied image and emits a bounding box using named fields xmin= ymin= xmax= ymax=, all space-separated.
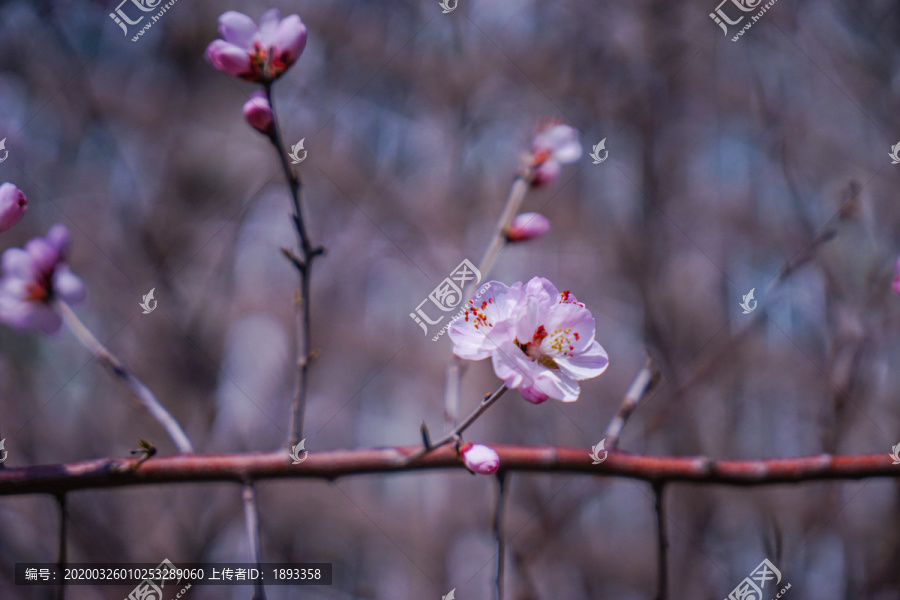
xmin=1 ymin=0 xmax=900 ymax=597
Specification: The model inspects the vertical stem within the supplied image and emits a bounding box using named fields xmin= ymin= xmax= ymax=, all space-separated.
xmin=55 ymin=493 xmax=67 ymax=600
xmin=264 ymin=83 xmax=318 ymax=448
xmin=444 ymin=177 xmax=529 ymax=428
xmin=55 ymin=300 xmax=193 ymax=454
xmin=493 ymin=472 xmax=508 ymax=600
xmin=654 ymin=483 xmax=668 ymax=600
xmin=476 ymin=177 xmax=529 ymax=280
xmin=243 ymin=481 xmax=267 ymax=600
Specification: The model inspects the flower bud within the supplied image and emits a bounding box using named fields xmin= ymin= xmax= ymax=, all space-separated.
xmin=461 ymin=443 xmax=500 ymax=475
xmin=528 ymin=122 xmax=582 ymax=187
xmin=0 ymin=183 xmax=27 ymax=233
xmin=505 ymin=213 xmax=550 ymax=242
xmin=242 ymin=91 xmax=275 ymax=136
xmin=893 ymin=256 xmax=900 ymax=295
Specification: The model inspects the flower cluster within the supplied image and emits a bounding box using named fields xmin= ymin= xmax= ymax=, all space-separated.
xmin=0 ymin=223 xmax=84 ymax=334
xmin=206 ymin=9 xmax=307 ymax=83
xmin=449 ymin=277 xmax=608 ymax=403
xmin=206 ymin=9 xmax=307 ymax=137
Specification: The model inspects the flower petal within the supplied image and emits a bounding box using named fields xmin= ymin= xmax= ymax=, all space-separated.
xmin=448 ymin=281 xmax=523 ymax=359
xmin=205 ymin=40 xmax=252 ymax=78
xmin=272 ymin=15 xmax=307 ymax=65
xmin=53 ymin=267 xmax=85 ymax=305
xmin=218 ymin=11 xmax=258 ymax=49
xmin=556 ymin=340 xmax=609 ymax=381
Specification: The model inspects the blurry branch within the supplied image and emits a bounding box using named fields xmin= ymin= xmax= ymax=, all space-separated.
xmin=604 ymin=357 xmax=660 ymax=450
xmin=493 ymin=472 xmax=508 ymax=600
xmin=674 ymin=188 xmax=852 ymax=395
xmin=242 ymin=481 xmax=267 ymax=600
xmin=55 ymin=493 xmax=67 ymax=600
xmin=653 ymin=483 xmax=668 ymax=600
xmin=264 ymin=84 xmax=325 ymax=448
xmin=407 ymin=385 xmax=508 ymax=464
xmin=444 ymin=178 xmax=530 ymax=427
xmin=1 ymin=446 xmax=898 ymax=496
xmin=55 ymin=301 xmax=194 ymax=454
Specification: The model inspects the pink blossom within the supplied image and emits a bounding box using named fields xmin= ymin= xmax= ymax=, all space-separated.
xmin=206 ymin=9 xmax=308 ymax=82
xmin=529 ymin=123 xmax=582 ymax=187
xmin=0 ymin=183 xmax=27 ymax=233
xmin=449 ymin=277 xmax=608 ymax=403
xmin=461 ymin=443 xmax=500 ymax=475
xmin=893 ymin=256 xmax=900 ymax=295
xmin=0 ymin=224 xmax=85 ymax=334
xmin=243 ymin=91 xmax=275 ymax=135
xmin=505 ymin=212 xmax=550 ymax=242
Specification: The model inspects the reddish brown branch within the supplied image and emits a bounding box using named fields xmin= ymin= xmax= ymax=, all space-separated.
xmin=0 ymin=447 xmax=897 ymax=496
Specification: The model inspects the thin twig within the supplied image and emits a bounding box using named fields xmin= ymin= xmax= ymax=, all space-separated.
xmin=242 ymin=481 xmax=267 ymax=600
xmin=444 ymin=177 xmax=530 ymax=428
xmin=406 ymin=385 xmax=508 ymax=464
xmin=493 ymin=472 xmax=508 ymax=600
xmin=263 ymin=83 xmax=323 ymax=448
xmin=654 ymin=483 xmax=668 ymax=600
xmin=604 ymin=357 xmax=660 ymax=450
xmin=55 ymin=300 xmax=193 ymax=454
xmin=55 ymin=493 xmax=67 ymax=600
xmin=675 ymin=208 xmax=842 ymax=396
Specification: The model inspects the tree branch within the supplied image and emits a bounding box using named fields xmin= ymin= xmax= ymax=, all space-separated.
xmin=0 ymin=446 xmax=897 ymax=496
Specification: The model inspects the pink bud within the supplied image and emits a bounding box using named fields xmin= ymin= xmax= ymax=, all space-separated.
xmin=893 ymin=256 xmax=900 ymax=295
xmin=242 ymin=91 xmax=275 ymax=135
xmin=505 ymin=213 xmax=550 ymax=242
xmin=0 ymin=183 xmax=27 ymax=233
xmin=461 ymin=443 xmax=500 ymax=475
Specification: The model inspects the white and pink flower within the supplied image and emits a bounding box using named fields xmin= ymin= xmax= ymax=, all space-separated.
xmin=449 ymin=277 xmax=608 ymax=403
xmin=206 ymin=9 xmax=308 ymax=82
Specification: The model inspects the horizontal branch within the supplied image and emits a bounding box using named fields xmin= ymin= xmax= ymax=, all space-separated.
xmin=0 ymin=446 xmax=898 ymax=496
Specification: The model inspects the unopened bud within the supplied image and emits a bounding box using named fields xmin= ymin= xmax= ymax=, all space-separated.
xmin=242 ymin=91 xmax=275 ymax=136
xmin=505 ymin=213 xmax=550 ymax=242
xmin=461 ymin=443 xmax=500 ymax=475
